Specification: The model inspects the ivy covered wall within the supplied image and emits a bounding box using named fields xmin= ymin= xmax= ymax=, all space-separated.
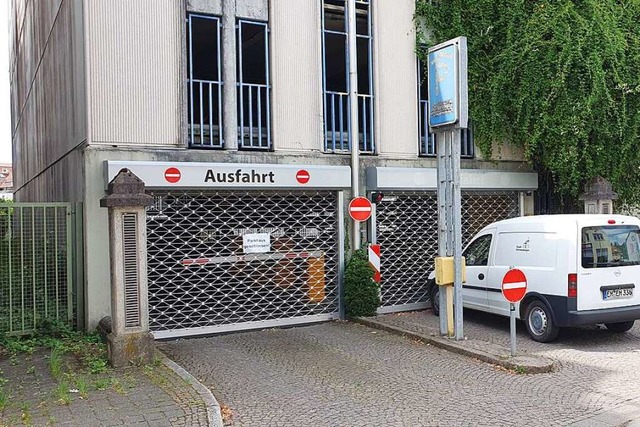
xmin=416 ymin=0 xmax=640 ymax=203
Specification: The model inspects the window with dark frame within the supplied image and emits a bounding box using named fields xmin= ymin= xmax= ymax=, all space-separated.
xmin=187 ymin=14 xmax=224 ymax=148
xmin=237 ymin=20 xmax=271 ymax=150
xmin=321 ymin=0 xmax=374 ymax=153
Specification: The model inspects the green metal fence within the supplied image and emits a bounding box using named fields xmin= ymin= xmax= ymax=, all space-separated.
xmin=0 ymin=202 xmax=79 ymax=335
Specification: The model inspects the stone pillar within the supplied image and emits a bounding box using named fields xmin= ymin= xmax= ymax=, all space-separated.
xmin=100 ymin=169 xmax=155 ymax=367
xmin=579 ymin=176 xmax=618 ymax=214
xmin=222 ymin=0 xmax=238 ymax=149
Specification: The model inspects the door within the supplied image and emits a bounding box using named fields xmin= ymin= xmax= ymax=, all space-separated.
xmin=462 ymin=232 xmax=494 ymax=311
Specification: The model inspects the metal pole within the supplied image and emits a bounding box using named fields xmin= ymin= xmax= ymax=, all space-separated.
xmin=453 ymin=129 xmax=464 ymax=340
xmin=510 ymin=303 xmax=517 ymax=356
xmin=370 ymin=203 xmax=377 ymax=245
xmin=338 ymin=191 xmax=346 ymax=320
xmin=347 ymin=0 xmax=361 ymax=251
xmin=436 ymin=132 xmax=448 ymax=336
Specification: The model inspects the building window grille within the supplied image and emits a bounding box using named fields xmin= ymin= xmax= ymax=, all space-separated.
xmin=321 ymin=0 xmax=374 ymax=153
xmin=187 ymin=14 xmax=224 ymax=148
xmin=237 ymin=20 xmax=271 ymax=150
xmin=417 ymin=59 xmax=474 ymax=158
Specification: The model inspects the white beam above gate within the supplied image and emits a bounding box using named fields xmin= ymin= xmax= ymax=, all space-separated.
xmin=366 ymin=167 xmax=538 ymax=191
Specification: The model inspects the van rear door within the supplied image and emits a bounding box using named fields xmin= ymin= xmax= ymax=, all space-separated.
xmin=578 ymin=223 xmax=640 ymax=311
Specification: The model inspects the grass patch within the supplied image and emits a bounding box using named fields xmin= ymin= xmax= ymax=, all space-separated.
xmin=0 ymin=319 xmax=112 ymax=408
xmin=92 ymin=377 xmax=111 ymax=391
xmin=48 ymin=347 xmax=64 ymax=379
xmin=74 ymin=376 xmax=89 ymax=399
xmin=19 ymin=402 xmax=31 ymax=424
xmin=0 ymin=386 xmax=8 ymax=411
xmin=54 ymin=382 xmax=71 ymax=406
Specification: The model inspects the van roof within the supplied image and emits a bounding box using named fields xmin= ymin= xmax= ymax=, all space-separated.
xmin=479 ymin=214 xmax=640 ymax=234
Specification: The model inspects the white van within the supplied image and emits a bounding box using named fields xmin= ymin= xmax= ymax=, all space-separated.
xmin=427 ymin=214 xmax=640 ymax=342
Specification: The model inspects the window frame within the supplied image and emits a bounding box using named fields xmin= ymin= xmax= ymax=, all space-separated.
xmin=237 ymin=19 xmax=272 ymax=150
xmin=187 ymin=13 xmax=224 ymax=149
xmin=321 ymin=0 xmax=375 ymax=153
xmin=463 ymin=234 xmax=492 ymax=266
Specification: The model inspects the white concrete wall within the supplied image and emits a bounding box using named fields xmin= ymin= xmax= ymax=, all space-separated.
xmin=372 ymin=0 xmax=419 ymax=158
xmin=270 ymin=0 xmax=324 ymax=152
xmin=187 ymin=0 xmax=223 ymax=15
xmin=85 ymin=0 xmax=182 ymax=146
xmin=83 ymin=148 xmax=167 ymax=329
xmin=10 ymin=0 xmax=86 ymax=201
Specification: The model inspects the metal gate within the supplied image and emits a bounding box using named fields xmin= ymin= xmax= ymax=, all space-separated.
xmin=0 ymin=203 xmax=78 ymax=334
xmin=146 ymin=189 xmax=343 ymax=338
xmin=375 ymin=191 xmax=520 ymax=313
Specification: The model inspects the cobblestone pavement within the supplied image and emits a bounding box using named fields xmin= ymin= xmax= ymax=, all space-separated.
xmin=0 ymin=351 xmax=209 ymax=426
xmin=159 ymin=316 xmax=640 ymax=427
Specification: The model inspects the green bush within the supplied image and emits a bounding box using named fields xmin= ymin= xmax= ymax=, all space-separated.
xmin=344 ymin=248 xmax=380 ymax=317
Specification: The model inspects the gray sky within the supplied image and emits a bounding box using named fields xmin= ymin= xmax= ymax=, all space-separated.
xmin=1 ymin=3 xmax=11 ymax=164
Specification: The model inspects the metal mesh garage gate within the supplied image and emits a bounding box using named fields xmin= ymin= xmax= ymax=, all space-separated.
xmin=376 ymin=191 xmax=519 ymax=312
xmin=146 ymin=190 xmax=342 ymax=338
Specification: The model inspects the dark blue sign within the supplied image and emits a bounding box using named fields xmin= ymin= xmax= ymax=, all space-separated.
xmin=428 ymin=44 xmax=458 ymax=127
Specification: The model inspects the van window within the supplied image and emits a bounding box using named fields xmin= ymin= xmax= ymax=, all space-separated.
xmin=581 ymin=225 xmax=640 ymax=268
xmin=463 ymin=234 xmax=492 ymax=266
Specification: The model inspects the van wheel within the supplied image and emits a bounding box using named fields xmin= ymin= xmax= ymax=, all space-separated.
xmin=525 ymin=300 xmax=559 ymax=343
xmin=429 ymin=281 xmax=440 ymax=316
xmin=605 ymin=321 xmax=635 ymax=333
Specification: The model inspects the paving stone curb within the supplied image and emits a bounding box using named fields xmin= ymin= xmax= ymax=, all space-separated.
xmin=354 ymin=316 xmax=556 ymax=374
xmin=157 ymin=350 xmax=224 ymax=427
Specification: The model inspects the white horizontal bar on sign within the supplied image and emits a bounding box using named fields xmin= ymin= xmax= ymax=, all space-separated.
xmin=350 ymin=207 xmax=372 ymax=212
xmin=182 ymin=250 xmax=324 ymax=266
xmin=503 ymin=281 xmax=527 ymax=290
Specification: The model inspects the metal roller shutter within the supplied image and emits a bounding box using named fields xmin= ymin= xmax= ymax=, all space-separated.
xmin=146 ymin=189 xmax=341 ymax=338
xmin=376 ymin=191 xmax=520 ymax=312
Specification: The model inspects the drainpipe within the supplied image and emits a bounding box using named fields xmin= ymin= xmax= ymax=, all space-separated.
xmin=348 ymin=0 xmax=360 ymax=251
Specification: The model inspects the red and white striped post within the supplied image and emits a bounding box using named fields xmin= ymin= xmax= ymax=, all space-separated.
xmin=368 ymin=244 xmax=380 ymax=284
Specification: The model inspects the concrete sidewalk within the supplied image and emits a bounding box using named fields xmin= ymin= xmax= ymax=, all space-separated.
xmin=356 ymin=311 xmax=555 ymax=374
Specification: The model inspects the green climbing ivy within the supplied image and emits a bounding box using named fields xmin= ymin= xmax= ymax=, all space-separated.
xmin=416 ymin=0 xmax=640 ymax=202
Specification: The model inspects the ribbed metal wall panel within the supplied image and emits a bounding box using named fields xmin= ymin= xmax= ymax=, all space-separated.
xmin=270 ymin=0 xmax=323 ymax=151
xmin=372 ymin=0 xmax=418 ymax=156
xmin=86 ymin=0 xmax=182 ymax=146
xmin=10 ymin=0 xmax=86 ymax=200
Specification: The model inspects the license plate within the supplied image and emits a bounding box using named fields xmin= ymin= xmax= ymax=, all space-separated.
xmin=603 ymin=288 xmax=634 ymax=300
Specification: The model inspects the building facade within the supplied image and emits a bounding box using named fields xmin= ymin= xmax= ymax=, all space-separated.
xmin=10 ymin=0 xmax=537 ymax=336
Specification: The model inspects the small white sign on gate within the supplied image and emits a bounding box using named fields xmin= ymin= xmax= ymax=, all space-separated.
xmin=243 ymin=233 xmax=271 ymax=254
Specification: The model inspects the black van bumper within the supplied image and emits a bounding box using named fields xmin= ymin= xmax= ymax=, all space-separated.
xmin=546 ymin=295 xmax=640 ymax=326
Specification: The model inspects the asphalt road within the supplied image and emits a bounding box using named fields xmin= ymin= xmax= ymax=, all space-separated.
xmin=159 ymin=313 xmax=640 ymax=427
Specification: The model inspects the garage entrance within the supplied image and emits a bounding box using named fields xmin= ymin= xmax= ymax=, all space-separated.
xmin=366 ymin=166 xmax=538 ymax=314
xmin=146 ymin=189 xmax=344 ymax=338
xmin=104 ymin=161 xmax=351 ymax=340
xmin=375 ymin=191 xmax=520 ymax=312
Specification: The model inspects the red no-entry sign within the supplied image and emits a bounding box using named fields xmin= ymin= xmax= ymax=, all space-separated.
xmin=348 ymin=197 xmax=373 ymax=222
xmin=164 ymin=167 xmax=181 ymax=184
xmin=502 ymin=269 xmax=528 ymax=303
xmin=296 ymin=169 xmax=310 ymax=184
